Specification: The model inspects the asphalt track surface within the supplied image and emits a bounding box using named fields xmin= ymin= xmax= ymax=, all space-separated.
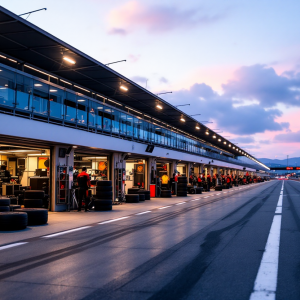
xmin=0 ymin=180 xmax=299 ymax=300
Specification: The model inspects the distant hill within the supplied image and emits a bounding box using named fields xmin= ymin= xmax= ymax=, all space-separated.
xmin=259 ymin=157 xmax=300 ymax=167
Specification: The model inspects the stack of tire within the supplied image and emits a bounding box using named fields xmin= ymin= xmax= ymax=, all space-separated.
xmin=0 ymin=198 xmax=10 ymax=212
xmin=160 ymin=190 xmax=172 ymax=198
xmin=138 ymin=190 xmax=150 ymax=200
xmin=215 ymin=185 xmax=222 ymax=191
xmin=94 ymin=181 xmax=113 ymax=211
xmin=125 ymin=194 xmax=140 ymax=203
xmin=177 ymin=176 xmax=188 ymax=197
xmin=24 ymin=190 xmax=45 ymax=208
xmin=0 ymin=211 xmax=28 ymax=230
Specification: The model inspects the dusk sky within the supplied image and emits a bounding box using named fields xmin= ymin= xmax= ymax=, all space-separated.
xmin=3 ymin=0 xmax=300 ymax=159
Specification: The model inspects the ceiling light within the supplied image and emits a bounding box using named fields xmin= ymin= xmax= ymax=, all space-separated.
xmin=180 ymin=118 xmax=185 ymax=122
xmin=5 ymin=84 xmax=8 ymax=86
xmin=224 ymin=141 xmax=227 ymax=144
xmin=0 ymin=87 xmax=7 ymax=90
xmin=34 ymin=84 xmax=42 ymax=87
xmin=196 ymin=126 xmax=200 ymax=130
xmin=63 ymin=56 xmax=76 ymax=64
xmin=206 ymin=131 xmax=209 ymax=135
xmin=156 ymin=104 xmax=163 ymax=109
xmin=213 ymin=135 xmax=216 ymax=138
xmin=218 ymin=138 xmax=221 ymax=142
xmin=97 ymin=107 xmax=103 ymax=109
xmin=78 ymin=99 xmax=85 ymax=102
xmin=50 ymin=89 xmax=57 ymax=92
xmin=229 ymin=144 xmax=231 ymax=147
xmin=233 ymin=146 xmax=235 ymax=149
xmin=120 ymin=85 xmax=128 ymax=91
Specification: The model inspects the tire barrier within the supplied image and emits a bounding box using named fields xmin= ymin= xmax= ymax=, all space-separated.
xmin=0 ymin=212 xmax=27 ymax=231
xmin=10 ymin=205 xmax=21 ymax=211
xmin=94 ymin=199 xmax=113 ymax=211
xmin=24 ymin=199 xmax=43 ymax=208
xmin=15 ymin=208 xmax=48 ymax=225
xmin=125 ymin=194 xmax=140 ymax=203
xmin=160 ymin=190 xmax=172 ymax=198
xmin=94 ymin=181 xmax=113 ymax=211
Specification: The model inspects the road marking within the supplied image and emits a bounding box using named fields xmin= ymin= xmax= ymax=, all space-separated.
xmin=42 ymin=226 xmax=92 ymax=238
xmin=176 ymin=202 xmax=186 ymax=205
xmin=223 ymin=192 xmax=227 ymax=194
xmin=216 ymin=193 xmax=221 ymax=195
xmin=136 ymin=211 xmax=151 ymax=215
xmin=159 ymin=206 xmax=171 ymax=210
xmin=249 ymin=181 xmax=284 ymax=300
xmin=99 ymin=217 xmax=129 ymax=224
xmin=0 ymin=242 xmax=28 ymax=251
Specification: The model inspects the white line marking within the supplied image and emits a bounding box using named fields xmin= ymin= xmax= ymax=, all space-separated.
xmin=277 ymin=195 xmax=283 ymax=207
xmin=176 ymin=202 xmax=186 ymax=205
xmin=249 ymin=181 xmax=284 ymax=300
xmin=136 ymin=211 xmax=151 ymax=215
xmin=43 ymin=226 xmax=92 ymax=238
xmin=275 ymin=207 xmax=282 ymax=214
xmin=159 ymin=206 xmax=171 ymax=210
xmin=0 ymin=242 xmax=28 ymax=251
xmin=204 ymin=196 xmax=209 ymax=198
xmin=216 ymin=193 xmax=221 ymax=195
xmin=223 ymin=192 xmax=227 ymax=194
xmin=99 ymin=217 xmax=129 ymax=224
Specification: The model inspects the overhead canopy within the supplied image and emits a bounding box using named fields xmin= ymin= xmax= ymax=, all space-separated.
xmin=0 ymin=5 xmax=251 ymax=158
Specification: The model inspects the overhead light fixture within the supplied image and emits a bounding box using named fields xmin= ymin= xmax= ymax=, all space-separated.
xmin=78 ymin=99 xmax=85 ymax=102
xmin=180 ymin=118 xmax=185 ymax=122
xmin=196 ymin=126 xmax=200 ymax=130
xmin=224 ymin=141 xmax=227 ymax=144
xmin=120 ymin=85 xmax=128 ymax=91
xmin=213 ymin=135 xmax=216 ymax=138
xmin=229 ymin=144 xmax=231 ymax=147
xmin=156 ymin=104 xmax=163 ymax=110
xmin=97 ymin=107 xmax=103 ymax=109
xmin=218 ymin=138 xmax=221 ymax=142
xmin=206 ymin=131 xmax=209 ymax=135
xmin=63 ymin=56 xmax=76 ymax=64
xmin=233 ymin=146 xmax=235 ymax=149
xmin=34 ymin=83 xmax=42 ymax=87
xmin=50 ymin=89 xmax=57 ymax=92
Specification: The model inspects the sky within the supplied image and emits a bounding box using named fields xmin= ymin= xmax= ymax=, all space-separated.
xmin=2 ymin=0 xmax=300 ymax=159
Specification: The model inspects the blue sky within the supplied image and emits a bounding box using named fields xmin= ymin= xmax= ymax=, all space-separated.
xmin=2 ymin=0 xmax=300 ymax=159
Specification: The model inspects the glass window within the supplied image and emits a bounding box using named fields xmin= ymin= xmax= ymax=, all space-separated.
xmin=111 ymin=109 xmax=120 ymax=134
xmin=133 ymin=117 xmax=142 ymax=139
xmin=103 ymin=106 xmax=111 ymax=133
xmin=96 ymin=105 xmax=103 ymax=130
xmin=120 ymin=113 xmax=127 ymax=135
xmin=0 ymin=68 xmax=15 ymax=107
xmin=32 ymin=81 xmax=48 ymax=115
xmin=16 ymin=74 xmax=32 ymax=111
xmin=49 ymin=87 xmax=64 ymax=119
xmin=64 ymin=92 xmax=76 ymax=122
xmin=77 ymin=95 xmax=88 ymax=126
xmin=88 ymin=100 xmax=97 ymax=128
xmin=127 ymin=115 xmax=133 ymax=137
xmin=143 ymin=120 xmax=149 ymax=141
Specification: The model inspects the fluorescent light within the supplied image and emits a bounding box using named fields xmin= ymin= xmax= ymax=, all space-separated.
xmin=34 ymin=83 xmax=43 ymax=87
xmin=213 ymin=135 xmax=216 ymax=138
xmin=229 ymin=144 xmax=231 ymax=147
xmin=63 ymin=56 xmax=76 ymax=64
xmin=50 ymin=89 xmax=57 ymax=92
xmin=97 ymin=107 xmax=103 ymax=109
xmin=218 ymin=138 xmax=221 ymax=142
xmin=0 ymin=87 xmax=7 ymax=89
xmin=206 ymin=131 xmax=209 ymax=135
xmin=156 ymin=104 xmax=163 ymax=109
xmin=224 ymin=141 xmax=227 ymax=144
xmin=196 ymin=126 xmax=200 ymax=130
xmin=120 ymin=85 xmax=128 ymax=91
xmin=78 ymin=99 xmax=85 ymax=102
xmin=180 ymin=118 xmax=185 ymax=122
xmin=233 ymin=146 xmax=235 ymax=149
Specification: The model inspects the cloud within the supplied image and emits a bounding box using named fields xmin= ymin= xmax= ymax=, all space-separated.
xmin=128 ymin=54 xmax=140 ymax=63
xmin=222 ymin=64 xmax=300 ymax=108
xmin=169 ymin=81 xmax=290 ymax=135
xmin=131 ymin=76 xmax=148 ymax=85
xmin=107 ymin=1 xmax=226 ymax=35
xmin=159 ymin=77 xmax=168 ymax=84
xmin=274 ymin=130 xmax=300 ymax=143
xmin=259 ymin=140 xmax=271 ymax=145
xmin=233 ymin=136 xmax=255 ymax=144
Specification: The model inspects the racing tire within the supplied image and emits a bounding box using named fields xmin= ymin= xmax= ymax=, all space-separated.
xmin=0 ymin=206 xmax=10 ymax=212
xmin=24 ymin=190 xmax=45 ymax=200
xmin=96 ymin=180 xmax=112 ymax=187
xmin=125 ymin=194 xmax=139 ymax=203
xmin=15 ymin=208 xmax=48 ymax=225
xmin=128 ymin=188 xmax=140 ymax=194
xmin=24 ymin=199 xmax=43 ymax=208
xmin=10 ymin=205 xmax=21 ymax=211
xmin=0 ymin=198 xmax=10 ymax=206
xmin=0 ymin=212 xmax=28 ymax=231
xmin=138 ymin=194 xmax=145 ymax=201
xmin=96 ymin=186 xmax=112 ymax=192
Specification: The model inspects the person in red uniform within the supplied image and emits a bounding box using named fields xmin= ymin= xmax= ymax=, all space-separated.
xmin=226 ymin=174 xmax=231 ymax=188
xmin=207 ymin=173 xmax=211 ymax=191
xmin=77 ymin=167 xmax=91 ymax=212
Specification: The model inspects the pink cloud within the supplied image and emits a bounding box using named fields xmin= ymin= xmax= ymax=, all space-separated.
xmin=107 ymin=1 xmax=225 ymax=35
xmin=128 ymin=54 xmax=141 ymax=63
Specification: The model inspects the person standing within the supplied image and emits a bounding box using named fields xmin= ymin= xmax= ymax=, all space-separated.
xmin=77 ymin=167 xmax=91 ymax=212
